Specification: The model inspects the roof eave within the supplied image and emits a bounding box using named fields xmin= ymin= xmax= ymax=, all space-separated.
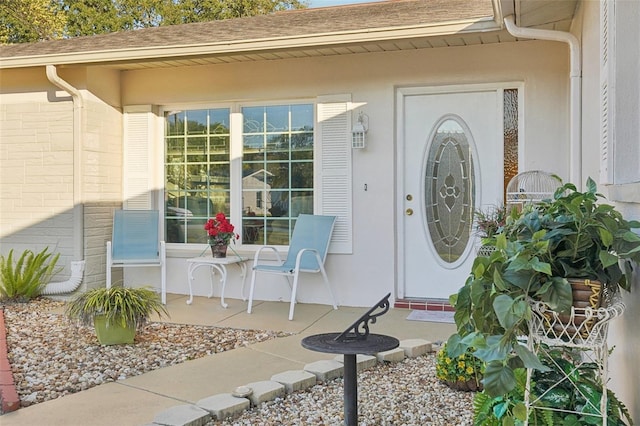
xmin=0 ymin=17 xmax=500 ymax=70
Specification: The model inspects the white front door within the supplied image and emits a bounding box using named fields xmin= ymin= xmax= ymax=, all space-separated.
xmin=398 ymin=87 xmax=505 ymax=299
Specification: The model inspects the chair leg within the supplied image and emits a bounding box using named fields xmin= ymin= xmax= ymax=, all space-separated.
xmin=106 ymin=241 xmax=112 ymax=289
xmin=319 ymin=263 xmax=338 ymax=310
xmin=247 ymin=269 xmax=258 ymax=314
xmin=160 ymin=264 xmax=166 ymax=305
xmin=283 ymin=276 xmax=297 ymax=304
xmin=289 ymin=271 xmax=301 ymax=321
xmin=160 ymin=241 xmax=166 ymax=305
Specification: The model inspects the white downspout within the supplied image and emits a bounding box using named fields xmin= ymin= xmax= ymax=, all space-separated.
xmin=41 ymin=261 xmax=85 ymax=295
xmin=45 ymin=65 xmax=85 ymax=293
xmin=504 ymin=15 xmax=582 ymax=187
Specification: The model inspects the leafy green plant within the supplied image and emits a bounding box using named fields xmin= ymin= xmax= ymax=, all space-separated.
xmin=473 ymin=368 xmax=530 ymax=426
xmin=502 ymin=178 xmax=640 ymax=292
xmin=436 ymin=342 xmax=484 ymax=391
xmin=0 ymin=248 xmax=60 ymax=301
xmin=449 ymin=178 xmax=640 ymax=397
xmin=448 ymin=225 xmax=562 ymax=397
xmin=65 ymin=286 xmax=168 ymax=329
xmin=532 ymin=348 xmax=633 ymax=426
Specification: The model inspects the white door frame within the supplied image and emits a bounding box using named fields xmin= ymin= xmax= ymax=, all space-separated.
xmin=395 ymin=82 xmax=524 ymax=299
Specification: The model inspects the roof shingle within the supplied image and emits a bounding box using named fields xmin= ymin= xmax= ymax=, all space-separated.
xmin=0 ymin=0 xmax=494 ymax=60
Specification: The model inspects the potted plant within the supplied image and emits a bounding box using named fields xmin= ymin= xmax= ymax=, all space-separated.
xmin=435 ymin=342 xmax=484 ymax=392
xmin=66 ymin=285 xmax=168 ymax=345
xmin=204 ymin=212 xmax=238 ymax=258
xmin=448 ymin=178 xmax=640 ymax=397
xmin=474 ymin=204 xmax=507 ymax=256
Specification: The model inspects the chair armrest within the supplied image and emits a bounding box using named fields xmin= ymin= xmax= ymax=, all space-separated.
xmin=253 ymin=246 xmax=283 ymax=266
xmin=294 ymin=248 xmax=322 ymax=271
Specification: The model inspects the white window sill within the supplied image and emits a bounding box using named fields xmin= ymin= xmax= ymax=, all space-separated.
xmin=166 ymin=244 xmax=286 ymax=260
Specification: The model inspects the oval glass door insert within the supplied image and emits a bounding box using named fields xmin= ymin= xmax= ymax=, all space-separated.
xmin=424 ymin=117 xmax=476 ymax=265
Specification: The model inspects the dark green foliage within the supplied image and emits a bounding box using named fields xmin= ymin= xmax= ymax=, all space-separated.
xmin=503 ymin=178 xmax=640 ymax=292
xmin=1 ymin=0 xmax=307 ymax=43
xmin=531 ymin=348 xmax=634 ymax=426
xmin=473 ymin=368 xmax=528 ymax=426
xmin=473 ymin=350 xmax=634 ymax=426
xmin=0 ymin=0 xmax=66 ymax=43
xmin=65 ymin=285 xmax=168 ymax=329
xmin=0 ymin=248 xmax=60 ymax=302
xmin=449 ymin=178 xmax=640 ymax=397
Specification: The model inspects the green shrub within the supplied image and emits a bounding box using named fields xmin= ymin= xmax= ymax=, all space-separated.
xmin=65 ymin=286 xmax=168 ymax=329
xmin=0 ymin=248 xmax=60 ymax=302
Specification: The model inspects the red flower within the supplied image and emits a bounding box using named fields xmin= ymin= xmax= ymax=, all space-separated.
xmin=204 ymin=213 xmax=237 ymax=245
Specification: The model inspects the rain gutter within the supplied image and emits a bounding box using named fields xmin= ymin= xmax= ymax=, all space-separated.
xmin=504 ymin=15 xmax=582 ymax=187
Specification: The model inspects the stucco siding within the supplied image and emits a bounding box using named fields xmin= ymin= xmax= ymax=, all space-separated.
xmin=577 ymin=0 xmax=640 ymax=420
xmin=119 ymin=40 xmax=570 ymax=307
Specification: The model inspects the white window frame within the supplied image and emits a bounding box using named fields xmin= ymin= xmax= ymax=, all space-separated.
xmin=145 ymin=96 xmax=353 ymax=255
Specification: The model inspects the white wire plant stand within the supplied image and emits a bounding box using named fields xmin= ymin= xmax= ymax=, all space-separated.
xmin=524 ymin=290 xmax=625 ymax=426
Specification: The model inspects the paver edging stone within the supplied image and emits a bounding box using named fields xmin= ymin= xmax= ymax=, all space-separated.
xmin=0 ymin=308 xmax=20 ymax=414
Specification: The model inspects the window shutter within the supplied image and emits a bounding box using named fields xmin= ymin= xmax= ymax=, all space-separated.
xmin=600 ymin=1 xmax=615 ymax=184
xmin=317 ymin=95 xmax=353 ymax=254
xmin=123 ymin=106 xmax=155 ymax=210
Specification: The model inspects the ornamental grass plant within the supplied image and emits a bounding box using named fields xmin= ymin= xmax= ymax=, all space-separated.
xmin=65 ymin=285 xmax=168 ymax=329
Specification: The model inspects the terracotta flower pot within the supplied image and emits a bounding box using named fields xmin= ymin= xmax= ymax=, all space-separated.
xmin=443 ymin=379 xmax=483 ymax=392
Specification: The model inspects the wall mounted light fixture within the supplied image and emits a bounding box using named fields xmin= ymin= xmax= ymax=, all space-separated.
xmin=352 ymin=111 xmax=369 ymax=149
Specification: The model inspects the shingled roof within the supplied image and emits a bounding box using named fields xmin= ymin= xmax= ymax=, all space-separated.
xmin=0 ymin=0 xmax=497 ymax=67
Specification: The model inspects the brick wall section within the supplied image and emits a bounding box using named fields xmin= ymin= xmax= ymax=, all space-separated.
xmin=0 ymin=93 xmax=123 ymax=289
xmin=82 ymin=97 xmax=123 ymax=290
xmin=0 ymin=95 xmax=75 ymax=273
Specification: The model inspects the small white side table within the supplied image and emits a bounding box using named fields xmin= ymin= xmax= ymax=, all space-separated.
xmin=186 ymin=256 xmax=249 ymax=308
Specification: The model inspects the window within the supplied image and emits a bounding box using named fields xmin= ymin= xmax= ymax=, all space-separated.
xmin=241 ymin=104 xmax=314 ymax=245
xmin=163 ymin=103 xmax=314 ymax=246
xmin=165 ymin=108 xmax=231 ymax=244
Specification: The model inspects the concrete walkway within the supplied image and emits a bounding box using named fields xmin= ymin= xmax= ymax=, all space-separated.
xmin=1 ymin=294 xmax=456 ymax=426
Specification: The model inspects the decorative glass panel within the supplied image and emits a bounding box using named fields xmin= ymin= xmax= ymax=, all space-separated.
xmin=424 ymin=118 xmax=475 ymax=264
xmin=504 ymin=88 xmax=518 ymax=201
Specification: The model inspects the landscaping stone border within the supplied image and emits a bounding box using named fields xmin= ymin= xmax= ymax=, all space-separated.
xmin=148 ymin=338 xmax=434 ymax=426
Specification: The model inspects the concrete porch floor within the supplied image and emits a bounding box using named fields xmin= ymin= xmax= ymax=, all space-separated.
xmin=2 ymin=293 xmax=456 ymax=426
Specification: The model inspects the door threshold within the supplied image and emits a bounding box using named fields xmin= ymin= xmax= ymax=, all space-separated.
xmin=394 ymin=298 xmax=454 ymax=312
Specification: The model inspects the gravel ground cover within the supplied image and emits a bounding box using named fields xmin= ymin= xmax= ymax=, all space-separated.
xmin=209 ymin=354 xmax=475 ymax=426
xmin=3 ymin=298 xmax=287 ymax=407
xmin=4 ymin=298 xmax=476 ymax=425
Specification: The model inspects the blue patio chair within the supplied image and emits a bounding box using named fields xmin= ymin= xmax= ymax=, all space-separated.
xmin=247 ymin=214 xmax=338 ymax=320
xmin=106 ymin=210 xmax=166 ymax=304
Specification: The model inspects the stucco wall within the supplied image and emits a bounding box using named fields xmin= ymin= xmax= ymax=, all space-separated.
xmin=118 ymin=40 xmax=570 ymax=307
xmin=577 ymin=0 xmax=640 ymax=420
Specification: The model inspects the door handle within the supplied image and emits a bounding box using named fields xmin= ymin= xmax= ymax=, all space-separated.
xmin=406 ymin=208 xmax=413 ymax=216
